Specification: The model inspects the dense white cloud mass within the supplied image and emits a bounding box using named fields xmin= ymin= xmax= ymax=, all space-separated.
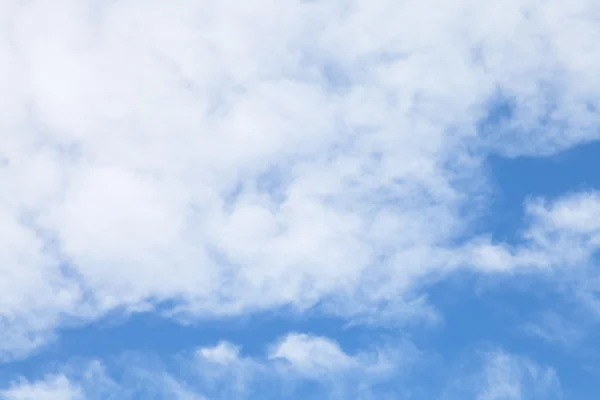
xmin=2 ymin=0 xmax=600 ymax=373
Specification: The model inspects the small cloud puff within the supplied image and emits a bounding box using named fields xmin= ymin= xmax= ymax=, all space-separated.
xmin=268 ymin=333 xmax=357 ymax=376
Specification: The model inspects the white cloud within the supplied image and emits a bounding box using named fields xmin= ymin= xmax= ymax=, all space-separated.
xmin=526 ymin=192 xmax=600 ymax=236
xmin=522 ymin=310 xmax=587 ymax=349
xmin=0 ymin=333 xmax=410 ymax=399
xmin=460 ymin=191 xmax=600 ymax=273
xmin=191 ymin=332 xmax=411 ymax=400
xmin=0 ymin=375 xmax=82 ymax=400
xmin=526 ymin=192 xmax=600 ymax=263
xmin=269 ymin=333 xmax=358 ymax=377
xmin=195 ymin=333 xmax=395 ymax=384
xmin=1 ymin=340 xmax=562 ymax=400
xmin=440 ymin=350 xmax=562 ymax=400
xmin=1 ymin=360 xmax=204 ymax=400
xmin=2 ymin=0 xmax=600 ymax=358
xmin=197 ymin=341 xmax=242 ymax=366
xmin=477 ymin=351 xmax=562 ymax=400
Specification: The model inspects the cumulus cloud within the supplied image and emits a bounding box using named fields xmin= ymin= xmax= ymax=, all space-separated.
xmin=2 ymin=0 xmax=600 ymax=361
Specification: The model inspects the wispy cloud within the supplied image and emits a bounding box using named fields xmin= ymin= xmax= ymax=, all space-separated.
xmin=1 ymin=339 xmax=561 ymax=400
xmin=0 ymin=375 xmax=82 ymax=400
xmin=478 ymin=351 xmax=562 ymax=400
xmin=0 ymin=333 xmax=413 ymax=399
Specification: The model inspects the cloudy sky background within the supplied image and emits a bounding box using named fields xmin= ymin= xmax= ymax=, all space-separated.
xmin=1 ymin=0 xmax=600 ymax=398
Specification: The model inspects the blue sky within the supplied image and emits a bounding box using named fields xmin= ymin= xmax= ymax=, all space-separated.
xmin=2 ymin=0 xmax=600 ymax=399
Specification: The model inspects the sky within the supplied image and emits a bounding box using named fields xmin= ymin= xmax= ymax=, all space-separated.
xmin=1 ymin=0 xmax=600 ymax=399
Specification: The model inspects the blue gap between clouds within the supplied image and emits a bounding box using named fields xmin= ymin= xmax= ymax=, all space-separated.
xmin=424 ymin=139 xmax=600 ymax=399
